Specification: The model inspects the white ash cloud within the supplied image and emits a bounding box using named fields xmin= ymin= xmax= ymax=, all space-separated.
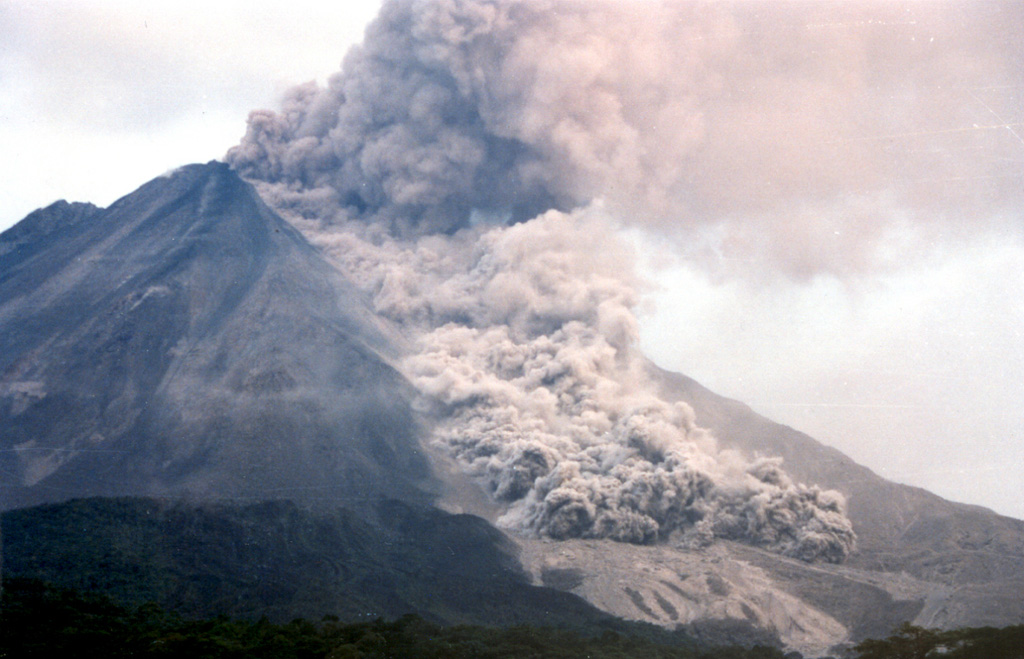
xmin=298 ymin=208 xmax=856 ymax=561
xmin=228 ymin=0 xmax=1024 ymax=277
xmin=239 ymin=0 xmax=1024 ymax=561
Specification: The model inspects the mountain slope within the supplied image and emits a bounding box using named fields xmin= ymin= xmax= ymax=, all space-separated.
xmin=498 ymin=368 xmax=1024 ymax=656
xmin=649 ymin=364 xmax=1024 ymax=630
xmin=0 ymin=162 xmax=432 ymax=509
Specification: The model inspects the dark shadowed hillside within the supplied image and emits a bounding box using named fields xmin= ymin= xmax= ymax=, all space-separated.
xmin=1 ymin=495 xmax=724 ymax=646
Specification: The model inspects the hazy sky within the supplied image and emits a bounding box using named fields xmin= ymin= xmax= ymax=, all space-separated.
xmin=2 ymin=1 xmax=1021 ymax=518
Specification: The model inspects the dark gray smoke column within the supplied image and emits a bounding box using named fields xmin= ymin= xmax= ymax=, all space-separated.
xmin=227 ymin=0 xmax=869 ymax=562
xmin=228 ymin=0 xmax=568 ymax=234
xmin=227 ymin=0 xmax=744 ymax=238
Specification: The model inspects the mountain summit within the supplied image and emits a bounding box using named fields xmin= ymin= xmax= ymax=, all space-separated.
xmin=0 ymin=162 xmax=432 ymax=510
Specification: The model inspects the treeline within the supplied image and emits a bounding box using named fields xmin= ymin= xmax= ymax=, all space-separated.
xmin=5 ymin=579 xmax=1022 ymax=658
xmin=851 ymin=621 xmax=1024 ymax=659
xmin=0 ymin=579 xmax=783 ymax=659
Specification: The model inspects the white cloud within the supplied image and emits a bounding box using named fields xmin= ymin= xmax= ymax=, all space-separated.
xmin=639 ymin=229 xmax=1024 ymax=518
xmin=0 ymin=0 xmax=383 ymax=229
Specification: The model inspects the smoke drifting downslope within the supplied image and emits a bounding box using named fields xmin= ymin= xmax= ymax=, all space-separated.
xmin=220 ymin=0 xmax=1017 ymax=561
xmin=395 ymin=211 xmax=854 ymax=561
xmin=296 ymin=204 xmax=856 ymax=561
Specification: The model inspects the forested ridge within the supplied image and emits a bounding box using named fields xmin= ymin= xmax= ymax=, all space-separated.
xmin=3 ymin=579 xmax=1022 ymax=659
xmin=0 ymin=497 xmax=779 ymax=648
xmin=0 ymin=579 xmax=782 ymax=659
xmin=850 ymin=621 xmax=1024 ymax=659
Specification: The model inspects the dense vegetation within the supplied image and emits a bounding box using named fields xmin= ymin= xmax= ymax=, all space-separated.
xmin=0 ymin=579 xmax=785 ymax=659
xmin=851 ymin=621 xmax=1024 ymax=659
xmin=5 ymin=579 xmax=1022 ymax=658
xmin=0 ymin=497 xmax=778 ymax=649
xmin=0 ymin=497 xmax=604 ymax=626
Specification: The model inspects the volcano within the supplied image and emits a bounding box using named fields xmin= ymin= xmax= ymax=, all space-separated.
xmin=2 ymin=163 xmax=1022 ymax=656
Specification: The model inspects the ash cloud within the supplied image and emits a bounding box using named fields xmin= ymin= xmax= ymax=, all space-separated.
xmin=228 ymin=0 xmax=1023 ymax=276
xmin=216 ymin=0 xmax=1024 ymax=561
xmin=405 ymin=213 xmax=854 ymax=560
xmin=292 ymin=207 xmax=857 ymax=561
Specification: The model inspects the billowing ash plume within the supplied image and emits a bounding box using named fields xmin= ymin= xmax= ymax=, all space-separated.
xmin=394 ymin=211 xmax=855 ymax=561
xmin=220 ymin=0 xmax=903 ymax=561
xmin=229 ymin=0 xmax=732 ymax=235
xmin=229 ymin=0 xmax=1023 ymax=276
xmin=271 ymin=205 xmax=856 ymax=562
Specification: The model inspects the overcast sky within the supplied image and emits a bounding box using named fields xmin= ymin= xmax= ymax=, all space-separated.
xmin=2 ymin=0 xmax=1022 ymax=519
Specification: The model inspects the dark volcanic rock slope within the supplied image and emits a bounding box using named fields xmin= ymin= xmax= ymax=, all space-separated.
xmin=0 ymin=162 xmax=432 ymax=509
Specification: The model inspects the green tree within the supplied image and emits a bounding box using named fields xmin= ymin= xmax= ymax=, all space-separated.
xmin=853 ymin=623 xmax=941 ymax=659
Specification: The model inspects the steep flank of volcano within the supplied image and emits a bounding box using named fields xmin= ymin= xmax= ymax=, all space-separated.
xmin=0 ymin=162 xmax=432 ymax=510
xmin=649 ymin=363 xmax=1024 ymax=631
